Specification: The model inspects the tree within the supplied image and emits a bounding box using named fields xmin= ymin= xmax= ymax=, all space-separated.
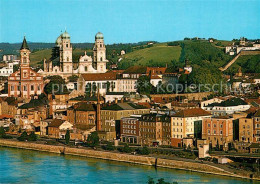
xmin=137 ymin=75 xmax=153 ymax=95
xmin=147 ymin=177 xmax=177 ymax=184
xmin=86 ymin=132 xmax=99 ymax=147
xmin=68 ymin=75 xmax=79 ymax=82
xmin=92 ymin=82 xmax=97 ymax=96
xmin=137 ymin=146 xmax=150 ymax=155
xmin=147 ymin=177 xmax=155 ymax=184
xmin=120 ymin=144 xmax=133 ymax=153
xmin=0 ymin=127 xmax=6 ymax=138
xmin=111 ymin=82 xmax=115 ymax=92
xmin=85 ymin=83 xmax=92 ymax=96
xmin=106 ymin=81 xmax=111 ymax=92
xmin=65 ymin=130 xmax=70 ymax=144
xmin=17 ymin=131 xmax=28 ymax=141
xmin=44 ymin=75 xmax=68 ymax=94
xmin=102 ymin=142 xmax=115 ymax=151
xmin=28 ymin=132 xmax=37 ymax=141
xmin=215 ymin=140 xmax=220 ymax=151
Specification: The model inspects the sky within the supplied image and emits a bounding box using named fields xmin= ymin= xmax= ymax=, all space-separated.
xmin=0 ymin=0 xmax=260 ymax=44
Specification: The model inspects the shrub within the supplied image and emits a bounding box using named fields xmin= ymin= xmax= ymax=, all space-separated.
xmin=86 ymin=132 xmax=99 ymax=148
xmin=118 ymin=144 xmax=133 ymax=153
xmin=17 ymin=131 xmax=28 ymax=141
xmin=28 ymin=132 xmax=38 ymax=141
xmin=102 ymin=142 xmax=115 ymax=151
xmin=137 ymin=146 xmax=150 ymax=155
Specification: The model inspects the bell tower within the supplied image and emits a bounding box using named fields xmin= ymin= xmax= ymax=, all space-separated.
xmin=20 ymin=36 xmax=30 ymax=68
xmin=93 ymin=32 xmax=107 ymax=73
xmin=60 ymin=31 xmax=73 ymax=73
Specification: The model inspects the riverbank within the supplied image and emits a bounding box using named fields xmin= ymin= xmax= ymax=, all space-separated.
xmin=0 ymin=139 xmax=259 ymax=181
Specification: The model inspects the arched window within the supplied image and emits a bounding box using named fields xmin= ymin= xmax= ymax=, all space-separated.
xmin=67 ymin=66 xmax=69 ymax=72
xmin=100 ymin=44 xmax=102 ymax=47
xmin=85 ymin=66 xmax=88 ymax=71
xmin=100 ymin=57 xmax=103 ymax=61
xmin=67 ymin=57 xmax=69 ymax=61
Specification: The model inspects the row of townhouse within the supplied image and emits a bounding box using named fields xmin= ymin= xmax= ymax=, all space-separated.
xmin=120 ymin=107 xmax=260 ymax=152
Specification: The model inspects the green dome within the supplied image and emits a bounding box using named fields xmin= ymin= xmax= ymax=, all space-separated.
xmin=61 ymin=31 xmax=70 ymax=39
xmin=95 ymin=32 xmax=104 ymax=39
xmin=55 ymin=35 xmax=62 ymax=46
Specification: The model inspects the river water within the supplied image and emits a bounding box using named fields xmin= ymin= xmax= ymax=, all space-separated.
xmin=0 ymin=147 xmax=256 ymax=184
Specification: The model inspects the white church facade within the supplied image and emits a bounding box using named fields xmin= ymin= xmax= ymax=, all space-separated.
xmin=42 ymin=31 xmax=108 ymax=77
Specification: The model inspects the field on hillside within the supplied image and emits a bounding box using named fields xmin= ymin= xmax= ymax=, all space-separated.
xmin=30 ymin=49 xmax=52 ymax=66
xmin=226 ymin=54 xmax=260 ymax=73
xmin=119 ymin=43 xmax=181 ymax=68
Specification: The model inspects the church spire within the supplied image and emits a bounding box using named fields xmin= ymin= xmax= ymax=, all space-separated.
xmin=20 ymin=36 xmax=30 ymax=50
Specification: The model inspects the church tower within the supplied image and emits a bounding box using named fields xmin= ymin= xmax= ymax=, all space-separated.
xmin=60 ymin=31 xmax=73 ymax=73
xmin=93 ymin=32 xmax=107 ymax=73
xmin=20 ymin=37 xmax=30 ymax=68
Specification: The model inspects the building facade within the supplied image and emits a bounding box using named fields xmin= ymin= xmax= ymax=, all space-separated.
xmin=8 ymin=37 xmax=44 ymax=99
xmin=43 ymin=31 xmax=108 ymax=77
xmin=202 ymin=116 xmax=234 ymax=150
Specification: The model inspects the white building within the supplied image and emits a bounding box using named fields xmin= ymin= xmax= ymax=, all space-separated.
xmin=202 ymin=98 xmax=250 ymax=116
xmin=77 ymin=72 xmax=117 ymax=96
xmin=0 ymin=62 xmax=14 ymax=77
xmin=2 ymin=55 xmax=17 ymax=62
xmin=201 ymin=98 xmax=224 ymax=108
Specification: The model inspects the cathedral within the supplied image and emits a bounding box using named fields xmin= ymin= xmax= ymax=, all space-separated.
xmin=43 ymin=31 xmax=108 ymax=77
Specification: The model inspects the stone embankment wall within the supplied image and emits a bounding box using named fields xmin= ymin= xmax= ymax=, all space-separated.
xmin=1 ymin=139 xmax=259 ymax=180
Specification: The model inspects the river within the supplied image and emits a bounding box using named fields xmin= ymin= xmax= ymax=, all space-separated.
xmin=0 ymin=147 xmax=256 ymax=184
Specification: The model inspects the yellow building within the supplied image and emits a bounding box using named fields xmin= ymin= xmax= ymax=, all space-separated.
xmin=100 ymin=102 xmax=150 ymax=140
xmin=239 ymin=118 xmax=253 ymax=143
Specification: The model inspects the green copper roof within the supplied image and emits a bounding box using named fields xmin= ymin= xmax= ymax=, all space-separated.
xmin=20 ymin=36 xmax=30 ymax=50
xmin=95 ymin=32 xmax=104 ymax=39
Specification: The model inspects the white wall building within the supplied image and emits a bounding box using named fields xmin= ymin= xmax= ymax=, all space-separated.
xmin=0 ymin=62 xmax=14 ymax=77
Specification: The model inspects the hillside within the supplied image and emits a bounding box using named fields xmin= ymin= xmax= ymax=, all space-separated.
xmin=225 ymin=54 xmax=260 ymax=74
xmin=118 ymin=43 xmax=181 ymax=69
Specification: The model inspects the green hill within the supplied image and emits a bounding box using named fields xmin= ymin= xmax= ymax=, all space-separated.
xmin=118 ymin=43 xmax=181 ymax=69
xmin=225 ymin=54 xmax=260 ymax=74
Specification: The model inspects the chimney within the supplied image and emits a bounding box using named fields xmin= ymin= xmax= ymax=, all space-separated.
xmin=120 ymin=97 xmax=124 ymax=103
xmin=115 ymin=98 xmax=118 ymax=104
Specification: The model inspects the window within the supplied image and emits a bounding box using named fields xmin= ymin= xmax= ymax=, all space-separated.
xmin=23 ymin=86 xmax=27 ymax=91
xmin=66 ymin=44 xmax=69 ymax=48
xmin=31 ymin=85 xmax=34 ymax=91
xmin=67 ymin=57 xmax=69 ymax=62
xmin=11 ymin=86 xmax=14 ymax=91
xmin=38 ymin=85 xmax=40 ymax=91
xmin=85 ymin=66 xmax=87 ymax=71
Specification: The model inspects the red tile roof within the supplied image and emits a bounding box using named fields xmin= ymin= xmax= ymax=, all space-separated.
xmin=81 ymin=72 xmax=117 ymax=81
xmin=173 ymin=108 xmax=211 ymax=117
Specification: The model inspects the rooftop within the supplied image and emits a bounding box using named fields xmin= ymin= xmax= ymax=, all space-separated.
xmin=48 ymin=119 xmax=65 ymax=128
xmin=173 ymin=108 xmax=211 ymax=118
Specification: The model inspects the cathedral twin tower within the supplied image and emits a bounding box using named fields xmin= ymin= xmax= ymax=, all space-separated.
xmin=43 ymin=31 xmax=108 ymax=76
